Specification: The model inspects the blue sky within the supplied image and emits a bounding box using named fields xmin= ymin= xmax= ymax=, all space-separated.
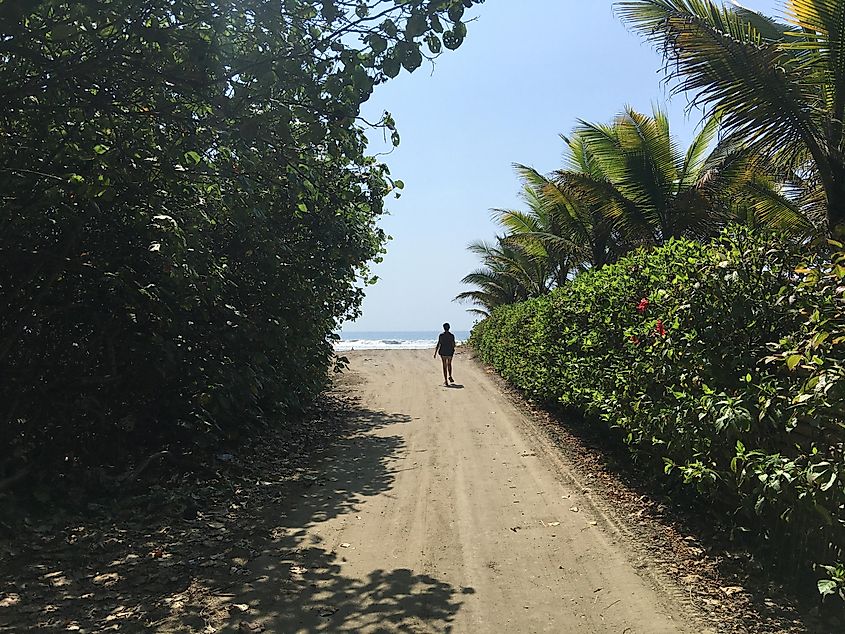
xmin=345 ymin=0 xmax=781 ymax=333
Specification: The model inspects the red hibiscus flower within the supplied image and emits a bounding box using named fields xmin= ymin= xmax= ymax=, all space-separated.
xmin=637 ymin=298 xmax=649 ymax=313
xmin=655 ymin=319 xmax=667 ymax=337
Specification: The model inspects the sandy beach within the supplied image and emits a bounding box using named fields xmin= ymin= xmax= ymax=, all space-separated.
xmin=248 ymin=348 xmax=704 ymax=633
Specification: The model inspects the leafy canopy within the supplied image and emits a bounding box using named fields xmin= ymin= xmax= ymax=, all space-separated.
xmin=0 ymin=0 xmax=484 ymax=473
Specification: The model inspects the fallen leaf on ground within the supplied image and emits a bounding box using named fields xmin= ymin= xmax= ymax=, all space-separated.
xmin=720 ymin=586 xmax=744 ymax=596
xmin=105 ymin=606 xmax=137 ymax=621
xmin=570 ymin=507 xmax=579 ymax=513
xmin=339 ymin=543 xmax=351 ymax=548
xmin=230 ymin=603 xmax=250 ymax=613
xmin=92 ymin=572 xmax=120 ymax=586
xmin=548 ymin=522 xmax=560 ymax=527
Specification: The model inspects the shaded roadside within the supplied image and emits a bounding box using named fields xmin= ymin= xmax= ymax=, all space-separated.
xmin=0 ymin=394 xmax=467 ymax=632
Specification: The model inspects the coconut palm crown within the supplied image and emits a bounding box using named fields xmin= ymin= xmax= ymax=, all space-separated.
xmin=617 ymin=0 xmax=845 ymax=235
xmin=454 ymin=238 xmax=550 ymax=318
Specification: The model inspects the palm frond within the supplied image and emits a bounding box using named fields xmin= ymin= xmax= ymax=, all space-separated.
xmin=617 ymin=0 xmax=823 ymax=170
xmin=731 ymin=1 xmax=792 ymax=41
xmin=679 ymin=111 xmax=721 ymax=188
xmin=784 ymin=0 xmax=845 ymax=125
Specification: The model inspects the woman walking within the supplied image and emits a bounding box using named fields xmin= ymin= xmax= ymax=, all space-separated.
xmin=434 ymin=323 xmax=456 ymax=387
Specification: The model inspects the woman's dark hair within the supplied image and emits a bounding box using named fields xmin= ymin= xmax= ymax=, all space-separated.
xmin=443 ymin=323 xmax=450 ymax=331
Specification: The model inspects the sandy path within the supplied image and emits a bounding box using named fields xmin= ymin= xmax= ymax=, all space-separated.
xmin=239 ymin=349 xmax=699 ymax=633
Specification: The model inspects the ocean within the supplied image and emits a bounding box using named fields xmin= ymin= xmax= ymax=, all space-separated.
xmin=335 ymin=330 xmax=471 ymax=351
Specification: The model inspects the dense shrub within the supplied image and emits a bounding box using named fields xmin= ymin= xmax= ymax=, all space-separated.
xmin=470 ymin=229 xmax=845 ymax=597
xmin=0 ymin=0 xmax=482 ymax=477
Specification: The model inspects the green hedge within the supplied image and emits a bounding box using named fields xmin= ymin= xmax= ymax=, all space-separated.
xmin=0 ymin=0 xmax=433 ymax=477
xmin=469 ymin=229 xmax=845 ymax=599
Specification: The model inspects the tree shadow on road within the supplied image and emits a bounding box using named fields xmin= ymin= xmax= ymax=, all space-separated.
xmin=0 ymin=396 xmax=470 ymax=633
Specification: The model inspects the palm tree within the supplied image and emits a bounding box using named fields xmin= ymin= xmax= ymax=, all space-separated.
xmin=492 ymin=178 xmax=582 ymax=288
xmin=459 ymin=105 xmax=811 ymax=319
xmin=617 ymin=0 xmax=841 ymax=235
xmin=556 ymin=106 xmax=775 ymax=246
xmin=508 ymin=158 xmax=619 ymax=272
xmin=454 ymin=238 xmax=550 ymax=318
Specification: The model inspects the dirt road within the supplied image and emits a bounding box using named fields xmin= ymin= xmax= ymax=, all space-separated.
xmin=2 ymin=348 xmax=819 ymax=633
xmin=238 ymin=349 xmax=704 ymax=633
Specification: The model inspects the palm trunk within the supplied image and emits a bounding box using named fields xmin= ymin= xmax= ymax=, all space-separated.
xmin=826 ymin=164 xmax=845 ymax=237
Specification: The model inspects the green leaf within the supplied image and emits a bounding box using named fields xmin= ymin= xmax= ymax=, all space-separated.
xmin=321 ymin=1 xmax=339 ymax=21
xmin=401 ymin=43 xmax=423 ymax=72
xmin=820 ymin=471 xmax=837 ymax=492
xmin=786 ymin=354 xmax=802 ymax=370
xmin=367 ymin=33 xmax=387 ymax=54
xmin=811 ymin=332 xmax=829 ymax=348
xmin=448 ymin=4 xmax=464 ymax=22
xmin=405 ymin=14 xmax=427 ymax=38
xmin=382 ymin=52 xmax=401 ymax=78
xmin=381 ymin=19 xmax=397 ymax=37
xmin=818 ymin=579 xmax=838 ymax=596
xmin=443 ymin=30 xmax=464 ymax=51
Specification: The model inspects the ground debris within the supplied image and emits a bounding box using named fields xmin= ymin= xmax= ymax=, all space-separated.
xmin=0 ymin=392 xmax=358 ymax=633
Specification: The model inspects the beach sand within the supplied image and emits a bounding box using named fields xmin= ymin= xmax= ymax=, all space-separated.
xmin=236 ymin=348 xmax=706 ymax=633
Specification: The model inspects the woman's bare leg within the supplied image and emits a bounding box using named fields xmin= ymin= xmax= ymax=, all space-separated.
xmin=446 ymin=357 xmax=454 ymax=382
xmin=440 ymin=356 xmax=449 ymax=385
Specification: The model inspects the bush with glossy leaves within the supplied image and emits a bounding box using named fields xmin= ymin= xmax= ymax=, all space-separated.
xmin=470 ymin=229 xmax=844 ymax=598
xmin=0 ymin=0 xmax=483 ymax=477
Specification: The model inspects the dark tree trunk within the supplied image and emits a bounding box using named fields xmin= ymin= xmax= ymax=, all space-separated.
xmin=827 ymin=171 xmax=845 ymax=237
xmin=819 ymin=155 xmax=845 ymax=236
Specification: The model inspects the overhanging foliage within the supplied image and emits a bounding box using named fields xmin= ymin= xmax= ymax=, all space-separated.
xmin=0 ymin=0 xmax=483 ymax=475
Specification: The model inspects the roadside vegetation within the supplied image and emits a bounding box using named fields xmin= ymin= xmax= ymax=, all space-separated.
xmin=462 ymin=0 xmax=845 ymax=603
xmin=0 ymin=0 xmax=483 ymax=485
